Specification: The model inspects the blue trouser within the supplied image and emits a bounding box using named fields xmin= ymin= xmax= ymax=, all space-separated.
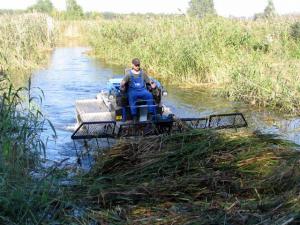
xmin=128 ymin=89 xmax=155 ymax=116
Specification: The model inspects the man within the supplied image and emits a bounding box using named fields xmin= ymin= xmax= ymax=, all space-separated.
xmin=120 ymin=58 xmax=156 ymax=121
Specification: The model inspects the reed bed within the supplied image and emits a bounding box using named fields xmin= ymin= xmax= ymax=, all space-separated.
xmin=85 ymin=16 xmax=300 ymax=113
xmin=0 ymin=14 xmax=74 ymax=224
xmin=67 ymin=130 xmax=300 ymax=224
xmin=0 ymin=78 xmax=67 ymax=224
xmin=0 ymin=13 xmax=55 ymax=85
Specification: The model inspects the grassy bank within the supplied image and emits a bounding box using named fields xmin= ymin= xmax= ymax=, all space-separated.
xmin=69 ymin=130 xmax=300 ymax=224
xmin=0 ymin=79 xmax=65 ymax=224
xmin=86 ymin=16 xmax=300 ymax=113
xmin=0 ymin=13 xmax=55 ymax=85
xmin=0 ymin=13 xmax=66 ymax=224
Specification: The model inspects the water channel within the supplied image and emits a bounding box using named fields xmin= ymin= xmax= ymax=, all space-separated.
xmin=31 ymin=47 xmax=300 ymax=164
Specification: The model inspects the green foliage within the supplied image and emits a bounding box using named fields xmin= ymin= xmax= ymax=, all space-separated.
xmin=27 ymin=0 xmax=54 ymax=14
xmin=0 ymin=78 xmax=59 ymax=224
xmin=0 ymin=20 xmax=67 ymax=221
xmin=187 ymin=0 xmax=216 ymax=18
xmin=0 ymin=22 xmax=70 ymax=222
xmin=254 ymin=0 xmax=276 ymax=20
xmin=85 ymin=16 xmax=300 ymax=113
xmin=0 ymin=14 xmax=55 ymax=85
xmin=290 ymin=22 xmax=300 ymax=41
xmin=65 ymin=0 xmax=84 ymax=20
xmin=264 ymin=0 xmax=276 ymax=18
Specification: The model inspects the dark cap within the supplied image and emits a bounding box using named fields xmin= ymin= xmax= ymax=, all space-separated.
xmin=132 ymin=58 xmax=140 ymax=66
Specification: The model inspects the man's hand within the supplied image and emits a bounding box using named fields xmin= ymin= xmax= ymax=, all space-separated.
xmin=150 ymin=81 xmax=157 ymax=89
xmin=120 ymin=80 xmax=126 ymax=92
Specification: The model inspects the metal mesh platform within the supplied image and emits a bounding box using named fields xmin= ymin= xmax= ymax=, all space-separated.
xmin=172 ymin=113 xmax=247 ymax=132
xmin=71 ymin=121 xmax=116 ymax=140
xmin=208 ymin=113 xmax=247 ymax=129
xmin=75 ymin=99 xmax=113 ymax=123
xmin=172 ymin=118 xmax=208 ymax=132
xmin=71 ymin=113 xmax=247 ymax=140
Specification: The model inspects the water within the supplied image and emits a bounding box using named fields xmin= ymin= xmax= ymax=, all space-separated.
xmin=31 ymin=47 xmax=124 ymax=163
xmin=31 ymin=47 xmax=300 ymax=163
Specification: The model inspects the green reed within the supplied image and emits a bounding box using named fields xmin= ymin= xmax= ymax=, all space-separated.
xmin=0 ymin=14 xmax=63 ymax=223
xmin=0 ymin=13 xmax=55 ymax=85
xmin=0 ymin=78 xmax=63 ymax=224
xmin=85 ymin=15 xmax=300 ymax=113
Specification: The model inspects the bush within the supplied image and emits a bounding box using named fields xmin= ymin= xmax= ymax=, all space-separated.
xmin=290 ymin=22 xmax=300 ymax=40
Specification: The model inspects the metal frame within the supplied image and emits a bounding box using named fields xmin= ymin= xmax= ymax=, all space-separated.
xmin=173 ymin=113 xmax=247 ymax=132
xmin=71 ymin=121 xmax=116 ymax=140
xmin=118 ymin=120 xmax=173 ymax=138
xmin=172 ymin=117 xmax=208 ymax=132
xmin=208 ymin=113 xmax=248 ymax=129
xmin=71 ymin=113 xmax=248 ymax=140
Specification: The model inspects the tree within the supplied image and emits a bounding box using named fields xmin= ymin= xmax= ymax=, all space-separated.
xmin=187 ymin=0 xmax=216 ymax=18
xmin=66 ymin=0 xmax=84 ymax=19
xmin=264 ymin=0 xmax=276 ymax=18
xmin=27 ymin=0 xmax=54 ymax=14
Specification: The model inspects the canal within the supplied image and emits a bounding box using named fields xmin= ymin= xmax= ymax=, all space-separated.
xmin=30 ymin=47 xmax=300 ymax=163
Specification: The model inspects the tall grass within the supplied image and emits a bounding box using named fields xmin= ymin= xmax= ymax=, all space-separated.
xmin=85 ymin=16 xmax=300 ymax=113
xmin=0 ymin=14 xmax=69 ymax=224
xmin=0 ymin=78 xmax=64 ymax=224
xmin=0 ymin=13 xmax=55 ymax=85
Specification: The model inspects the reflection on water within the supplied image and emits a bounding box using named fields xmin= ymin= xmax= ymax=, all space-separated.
xmin=167 ymin=85 xmax=300 ymax=145
xmin=31 ymin=47 xmax=300 ymax=163
xmin=31 ymin=47 xmax=124 ymax=163
xmin=164 ymin=85 xmax=238 ymax=117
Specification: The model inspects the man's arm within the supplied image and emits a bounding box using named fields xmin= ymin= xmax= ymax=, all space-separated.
xmin=120 ymin=74 xmax=130 ymax=91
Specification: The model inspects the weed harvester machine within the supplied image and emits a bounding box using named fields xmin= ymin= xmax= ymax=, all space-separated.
xmin=71 ymin=76 xmax=247 ymax=144
xmin=71 ymin=77 xmax=247 ymax=140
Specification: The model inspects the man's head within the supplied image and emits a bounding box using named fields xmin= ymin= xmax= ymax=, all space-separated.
xmin=132 ymin=58 xmax=140 ymax=71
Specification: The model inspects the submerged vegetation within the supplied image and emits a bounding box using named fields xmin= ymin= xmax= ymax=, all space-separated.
xmin=86 ymin=16 xmax=300 ymax=113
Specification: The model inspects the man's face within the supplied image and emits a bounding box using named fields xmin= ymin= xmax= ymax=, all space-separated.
xmin=132 ymin=63 xmax=140 ymax=72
